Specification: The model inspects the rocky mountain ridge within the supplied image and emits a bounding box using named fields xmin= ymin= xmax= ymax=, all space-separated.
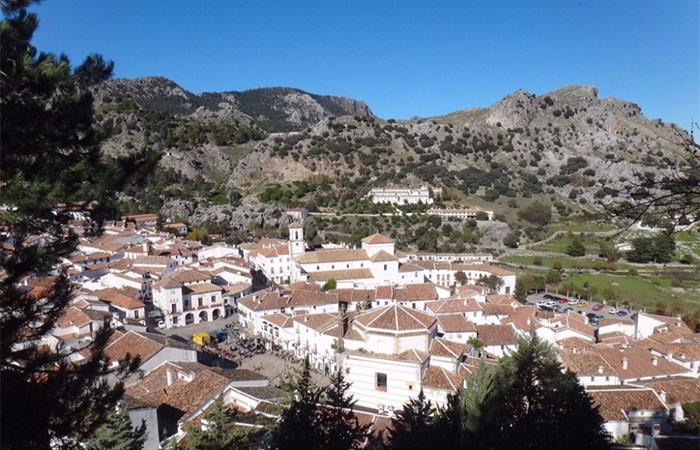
xmin=96 ymin=77 xmax=691 ymax=233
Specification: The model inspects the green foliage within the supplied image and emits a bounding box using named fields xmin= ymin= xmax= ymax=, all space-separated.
xmin=1 ymin=4 xmax=138 ymax=448
xmin=486 ymin=333 xmax=609 ymax=449
xmin=184 ymin=395 xmax=255 ymax=450
xmin=87 ymin=408 xmax=146 ymax=450
xmin=322 ymin=369 xmax=371 ymax=450
xmin=627 ymin=234 xmax=676 ymax=263
xmin=388 ymin=389 xmax=435 ymax=450
xmin=517 ymin=201 xmax=552 ymax=226
xmin=503 ymin=233 xmax=519 ymax=248
xmin=513 ymin=279 xmax=528 ymax=303
xmin=270 ymin=358 xmax=326 ymax=450
xmin=322 ymin=278 xmax=337 ymax=291
xmin=566 ymin=234 xmax=586 ymax=257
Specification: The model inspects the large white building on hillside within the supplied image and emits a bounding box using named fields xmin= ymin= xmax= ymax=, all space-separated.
xmin=369 ymin=186 xmax=433 ymax=205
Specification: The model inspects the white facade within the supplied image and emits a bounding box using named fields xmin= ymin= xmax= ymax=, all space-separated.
xmin=427 ymin=208 xmax=494 ymax=221
xmin=369 ymin=186 xmax=433 ymax=205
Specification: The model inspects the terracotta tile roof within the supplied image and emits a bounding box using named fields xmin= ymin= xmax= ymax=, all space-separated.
xmin=293 ymin=313 xmax=338 ymax=332
xmin=426 ymin=298 xmax=483 ymax=314
xmin=287 ymin=281 xmax=321 ymax=292
xmin=501 ymin=305 xmax=539 ymax=331
xmin=287 ymin=290 xmax=338 ymax=307
xmin=592 ymin=345 xmax=690 ymax=379
xmin=598 ymin=332 xmax=638 ymax=346
xmin=223 ymin=282 xmax=252 ymax=295
xmin=436 ymin=314 xmax=477 ymax=333
xmin=397 ymin=348 xmax=430 ymax=363
xmin=287 ymin=221 xmax=303 ymax=228
xmin=640 ymin=377 xmax=700 ymax=405
xmin=395 ymin=283 xmax=439 ymax=302
xmin=307 ymin=268 xmax=373 ymax=282
xmin=430 ymin=337 xmax=466 ymax=359
xmin=398 ymin=263 xmax=424 ymax=273
xmin=558 ymin=349 xmax=617 ymax=376
xmin=557 ymin=336 xmax=595 ymax=351
xmin=421 ymin=365 xmax=463 ymax=391
xmin=486 ymin=295 xmax=516 ymax=305
xmin=588 ymin=388 xmax=667 ymax=421
xmin=638 ymin=339 xmax=700 ymax=361
xmin=104 ymin=330 xmax=163 ymax=363
xmin=354 ymin=304 xmax=436 ymax=332
xmin=95 ymin=288 xmax=144 ymax=310
xmin=333 ymin=288 xmax=375 ymax=303
xmin=57 ymin=307 xmax=92 ymax=328
xmin=369 ymin=250 xmax=397 ymax=262
xmin=481 ymin=303 xmax=514 ymax=317
xmin=598 ymin=318 xmax=634 ymax=327
xmin=133 ymin=255 xmax=173 ymax=266
xmin=185 ymin=282 xmax=223 ymax=295
xmin=238 ymin=290 xmax=286 ymax=312
xmin=375 ymin=285 xmax=393 ymax=299
xmin=261 ymin=313 xmax=295 ymax=328
xmin=169 ymin=269 xmax=211 ymax=284
xmin=476 ymin=324 xmax=516 ymax=346
xmin=362 ymin=233 xmax=394 ymax=244
xmin=295 ymin=248 xmax=369 ymax=264
xmin=257 ymin=244 xmax=289 ymax=258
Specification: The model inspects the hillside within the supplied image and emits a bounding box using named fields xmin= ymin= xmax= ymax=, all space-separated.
xmin=96 ymin=78 xmax=691 ymax=241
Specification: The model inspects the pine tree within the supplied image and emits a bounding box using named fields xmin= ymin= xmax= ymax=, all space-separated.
xmin=487 ymin=332 xmax=609 ymax=450
xmin=387 ymin=389 xmax=435 ymax=450
xmin=87 ymin=408 xmax=146 ymax=450
xmin=1 ymin=2 xmax=137 ymax=448
xmin=566 ymin=235 xmax=586 ymax=257
xmin=322 ymin=368 xmax=370 ymax=450
xmin=269 ymin=357 xmax=325 ymax=450
xmin=184 ymin=395 xmax=253 ymax=450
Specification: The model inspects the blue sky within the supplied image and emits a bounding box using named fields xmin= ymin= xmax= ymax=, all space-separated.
xmin=31 ymin=0 xmax=699 ymax=128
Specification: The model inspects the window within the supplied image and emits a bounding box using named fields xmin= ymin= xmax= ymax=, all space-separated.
xmin=211 ymin=295 xmax=215 ymax=303
xmin=171 ymin=304 xmax=177 ymax=314
xmin=590 ymin=377 xmax=594 ymax=382
xmin=376 ymin=373 xmax=387 ymax=391
xmin=198 ymin=298 xmax=203 ymax=307
xmin=383 ymin=264 xmax=387 ymax=271
xmin=605 ymin=376 xmax=610 ymax=381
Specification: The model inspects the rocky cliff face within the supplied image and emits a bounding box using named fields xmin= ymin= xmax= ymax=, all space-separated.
xmin=92 ymin=77 xmax=374 ymax=132
xmin=96 ymin=78 xmax=690 ymax=228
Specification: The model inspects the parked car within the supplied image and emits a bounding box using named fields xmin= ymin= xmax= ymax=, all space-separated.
xmin=586 ymin=312 xmax=597 ymax=320
xmin=537 ymin=300 xmax=547 ymax=306
xmin=558 ymin=297 xmax=569 ymax=303
xmin=157 ymin=320 xmax=166 ymax=329
xmin=568 ymin=298 xmax=577 ymax=305
xmin=577 ymin=301 xmax=589 ymax=307
xmin=592 ymin=303 xmax=604 ymax=311
xmin=590 ymin=318 xmax=599 ymax=326
xmin=616 ymin=310 xmax=628 ymax=317
xmin=546 ymin=301 xmax=556 ymax=308
xmin=544 ymin=294 xmax=556 ymax=300
xmin=609 ymin=308 xmax=618 ymax=314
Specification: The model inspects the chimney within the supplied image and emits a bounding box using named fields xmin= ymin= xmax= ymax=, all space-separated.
xmin=659 ymin=390 xmax=667 ymax=403
xmin=652 ymin=356 xmax=658 ymax=366
xmin=621 ymin=357 xmax=628 ymax=370
xmin=597 ymin=365 xmax=603 ymax=374
xmin=166 ymin=369 xmax=173 ymax=386
xmin=572 ymin=346 xmax=578 ymax=354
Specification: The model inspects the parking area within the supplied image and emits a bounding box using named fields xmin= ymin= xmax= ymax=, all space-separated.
xmin=525 ymin=292 xmax=632 ymax=328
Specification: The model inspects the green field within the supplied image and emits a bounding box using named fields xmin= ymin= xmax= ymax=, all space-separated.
xmin=501 ymin=255 xmax=634 ymax=270
xmin=532 ymin=234 xmax=612 ymax=253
